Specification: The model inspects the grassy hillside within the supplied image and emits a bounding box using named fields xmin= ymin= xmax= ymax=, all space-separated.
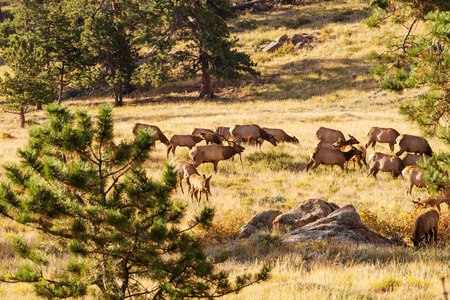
xmin=0 ymin=0 xmax=448 ymax=299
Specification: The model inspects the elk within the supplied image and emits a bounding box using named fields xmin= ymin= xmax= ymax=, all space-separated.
xmin=395 ymin=134 xmax=432 ymax=157
xmin=365 ymin=127 xmax=400 ymax=152
xmin=262 ymin=127 xmax=299 ymax=144
xmin=332 ymin=136 xmax=366 ymax=168
xmin=401 ymin=153 xmax=431 ymax=167
xmin=215 ymin=126 xmax=232 ymax=140
xmin=131 ymin=123 xmax=170 ymax=146
xmin=306 ymin=146 xmax=363 ymax=171
xmin=167 ymin=134 xmax=204 ymax=158
xmin=170 ymin=158 xmax=199 ymax=194
xmin=189 ymin=174 xmax=212 ymax=203
xmin=411 ymin=208 xmax=439 ymax=247
xmin=200 ymin=132 xmax=222 ymax=145
xmin=189 ymin=139 xmax=245 ymax=173
xmin=402 ymin=166 xmax=426 ymax=196
xmin=366 ymin=152 xmax=405 ymax=179
xmin=413 ymin=187 xmax=450 ymax=211
xmin=315 ymin=126 xmax=345 ymax=142
xmin=230 ymin=124 xmax=277 ymax=147
xmin=191 ymin=128 xmax=215 ymax=136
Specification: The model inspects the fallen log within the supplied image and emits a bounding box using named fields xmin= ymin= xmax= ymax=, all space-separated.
xmin=232 ymin=0 xmax=270 ymax=11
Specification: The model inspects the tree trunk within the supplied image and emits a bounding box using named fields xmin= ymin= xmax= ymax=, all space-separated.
xmin=231 ymin=0 xmax=269 ymax=11
xmin=199 ymin=52 xmax=214 ymax=98
xmin=113 ymin=86 xmax=123 ymax=107
xmin=20 ymin=107 xmax=25 ymax=128
xmin=36 ymin=102 xmax=42 ymax=110
xmin=58 ymin=63 xmax=64 ymax=104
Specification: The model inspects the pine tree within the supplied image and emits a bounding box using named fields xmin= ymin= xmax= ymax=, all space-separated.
xmin=0 ymin=103 xmax=270 ymax=299
xmin=0 ymin=33 xmax=55 ymax=127
xmin=367 ymin=0 xmax=450 ymax=194
xmin=169 ymin=0 xmax=259 ymax=98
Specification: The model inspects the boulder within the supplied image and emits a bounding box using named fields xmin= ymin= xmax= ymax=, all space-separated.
xmin=262 ymin=41 xmax=283 ymax=53
xmin=273 ymin=199 xmax=339 ymax=230
xmin=282 ymin=205 xmax=393 ymax=245
xmin=246 ymin=209 xmax=282 ymax=230
xmin=274 ymin=34 xmax=289 ymax=43
xmin=237 ymin=225 xmax=257 ymax=239
xmin=291 ymin=33 xmax=315 ymax=45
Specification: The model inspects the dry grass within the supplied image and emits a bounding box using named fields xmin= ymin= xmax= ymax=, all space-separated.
xmin=0 ymin=0 xmax=448 ymax=298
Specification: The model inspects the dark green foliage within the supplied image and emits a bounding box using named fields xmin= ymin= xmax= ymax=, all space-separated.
xmin=246 ymin=149 xmax=299 ymax=172
xmin=278 ymin=17 xmax=311 ymax=29
xmin=0 ymin=103 xmax=270 ymax=299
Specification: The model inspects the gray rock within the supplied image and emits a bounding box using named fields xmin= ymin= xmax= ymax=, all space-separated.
xmin=282 ymin=205 xmax=392 ymax=245
xmin=262 ymin=41 xmax=283 ymax=53
xmin=274 ymin=34 xmax=289 ymax=43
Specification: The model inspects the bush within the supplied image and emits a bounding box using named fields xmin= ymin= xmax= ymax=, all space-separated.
xmin=203 ymin=208 xmax=251 ymax=244
xmin=278 ymin=17 xmax=311 ymax=29
xmin=372 ymin=276 xmax=401 ymax=292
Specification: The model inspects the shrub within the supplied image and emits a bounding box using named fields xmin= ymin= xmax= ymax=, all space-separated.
xmin=203 ymin=208 xmax=251 ymax=244
xmin=0 ymin=132 xmax=15 ymax=139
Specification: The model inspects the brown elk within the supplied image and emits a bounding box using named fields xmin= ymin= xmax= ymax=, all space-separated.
xmin=365 ymin=127 xmax=400 ymax=152
xmin=402 ymin=166 xmax=426 ymax=196
xmin=413 ymin=187 xmax=450 ymax=211
xmin=189 ymin=139 xmax=245 ymax=173
xmin=411 ymin=208 xmax=439 ymax=247
xmin=332 ymin=136 xmax=367 ymax=168
xmin=395 ymin=134 xmax=432 ymax=157
xmin=200 ymin=132 xmax=222 ymax=145
xmin=315 ymin=126 xmax=345 ymax=142
xmin=366 ymin=152 xmax=405 ymax=179
xmin=401 ymin=153 xmax=431 ymax=167
xmin=131 ymin=123 xmax=170 ymax=146
xmin=191 ymin=128 xmax=215 ymax=136
xmin=170 ymin=158 xmax=199 ymax=194
xmin=306 ymin=146 xmax=363 ymax=171
xmin=189 ymin=174 xmax=212 ymax=203
xmin=262 ymin=127 xmax=299 ymax=144
xmin=215 ymin=126 xmax=232 ymax=140
xmin=231 ymin=124 xmax=277 ymax=147
xmin=167 ymin=135 xmax=204 ymax=158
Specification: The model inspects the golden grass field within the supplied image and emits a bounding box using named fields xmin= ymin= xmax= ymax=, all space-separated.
xmin=0 ymin=0 xmax=449 ymax=299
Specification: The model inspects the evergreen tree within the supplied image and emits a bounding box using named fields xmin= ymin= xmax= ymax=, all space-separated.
xmin=0 ymin=103 xmax=270 ymax=299
xmin=367 ymin=0 xmax=450 ymax=194
xmin=0 ymin=33 xmax=55 ymax=127
xmin=169 ymin=0 xmax=259 ymax=98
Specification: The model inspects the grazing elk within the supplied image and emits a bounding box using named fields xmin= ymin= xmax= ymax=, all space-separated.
xmin=315 ymin=126 xmax=345 ymax=142
xmin=333 ymin=136 xmax=367 ymax=168
xmin=411 ymin=208 xmax=439 ymax=247
xmin=167 ymin=135 xmax=204 ymax=158
xmin=366 ymin=152 xmax=405 ymax=179
xmin=231 ymin=124 xmax=277 ymax=147
xmin=170 ymin=158 xmax=199 ymax=194
xmin=306 ymin=146 xmax=363 ymax=171
xmin=189 ymin=174 xmax=212 ymax=204
xmin=401 ymin=153 xmax=431 ymax=167
xmin=413 ymin=187 xmax=450 ymax=211
xmin=365 ymin=127 xmax=400 ymax=152
xmin=262 ymin=127 xmax=299 ymax=144
xmin=402 ymin=166 xmax=426 ymax=196
xmin=131 ymin=123 xmax=170 ymax=146
xmin=189 ymin=139 xmax=245 ymax=173
xmin=395 ymin=134 xmax=432 ymax=157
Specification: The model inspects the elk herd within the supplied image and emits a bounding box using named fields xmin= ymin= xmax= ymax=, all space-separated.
xmin=132 ymin=122 xmax=444 ymax=247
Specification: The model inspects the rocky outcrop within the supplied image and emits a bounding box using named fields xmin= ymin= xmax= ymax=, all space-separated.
xmin=273 ymin=199 xmax=339 ymax=230
xmin=282 ymin=205 xmax=392 ymax=245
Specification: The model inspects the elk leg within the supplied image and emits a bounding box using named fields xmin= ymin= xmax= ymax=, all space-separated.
xmin=213 ymin=162 xmax=218 ymax=173
xmin=179 ymin=178 xmax=184 ymax=194
xmin=167 ymin=145 xmax=173 ymax=158
xmin=172 ymin=145 xmax=177 ymax=156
